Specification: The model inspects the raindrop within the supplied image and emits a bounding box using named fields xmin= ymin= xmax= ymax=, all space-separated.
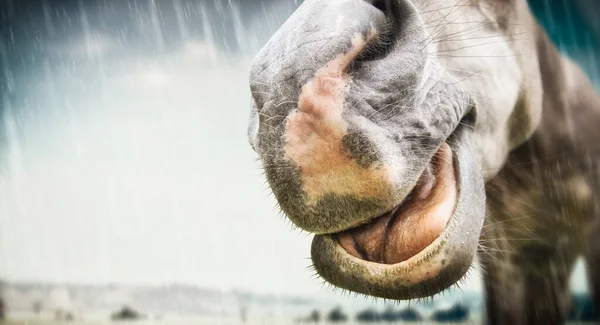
xmin=173 ymin=0 xmax=189 ymax=40
xmin=42 ymin=0 xmax=56 ymax=38
xmin=148 ymin=0 xmax=164 ymax=51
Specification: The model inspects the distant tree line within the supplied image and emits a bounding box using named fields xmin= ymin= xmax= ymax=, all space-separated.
xmin=299 ymin=294 xmax=599 ymax=324
xmin=299 ymin=303 xmax=469 ymax=323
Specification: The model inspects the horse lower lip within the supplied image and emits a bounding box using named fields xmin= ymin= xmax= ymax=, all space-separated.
xmin=336 ymin=142 xmax=457 ymax=264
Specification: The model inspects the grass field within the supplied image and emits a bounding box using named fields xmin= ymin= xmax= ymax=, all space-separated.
xmin=0 ymin=321 xmax=481 ymax=325
xmin=1 ymin=319 xmax=597 ymax=325
xmin=2 ymin=312 xmax=596 ymax=325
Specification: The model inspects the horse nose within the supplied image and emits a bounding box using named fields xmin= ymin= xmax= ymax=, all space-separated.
xmin=248 ymin=0 xmax=429 ymax=234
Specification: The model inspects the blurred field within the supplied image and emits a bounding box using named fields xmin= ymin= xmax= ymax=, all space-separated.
xmin=0 ymin=321 xmax=481 ymax=325
xmin=0 ymin=319 xmax=597 ymax=325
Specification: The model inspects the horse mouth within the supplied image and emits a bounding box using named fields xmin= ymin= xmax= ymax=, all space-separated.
xmin=310 ymin=123 xmax=485 ymax=300
xmin=335 ymin=141 xmax=457 ymax=265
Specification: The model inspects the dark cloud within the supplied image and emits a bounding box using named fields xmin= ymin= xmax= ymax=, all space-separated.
xmin=0 ymin=0 xmax=300 ymax=110
xmin=0 ymin=0 xmax=303 ymax=157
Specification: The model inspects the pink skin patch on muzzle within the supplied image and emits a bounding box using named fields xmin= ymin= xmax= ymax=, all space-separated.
xmin=283 ymin=30 xmax=395 ymax=205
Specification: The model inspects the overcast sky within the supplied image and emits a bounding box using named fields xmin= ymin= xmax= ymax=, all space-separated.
xmin=0 ymin=0 xmax=590 ymax=298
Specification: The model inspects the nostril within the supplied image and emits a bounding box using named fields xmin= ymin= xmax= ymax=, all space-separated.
xmin=353 ymin=0 xmax=394 ymax=63
xmin=370 ymin=0 xmax=387 ymax=13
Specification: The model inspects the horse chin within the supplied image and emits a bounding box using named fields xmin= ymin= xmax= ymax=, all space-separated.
xmin=310 ymin=127 xmax=485 ymax=300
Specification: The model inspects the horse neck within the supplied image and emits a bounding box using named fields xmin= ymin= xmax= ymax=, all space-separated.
xmin=523 ymin=24 xmax=600 ymax=161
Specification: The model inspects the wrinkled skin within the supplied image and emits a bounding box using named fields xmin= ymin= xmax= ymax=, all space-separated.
xmin=247 ymin=0 xmax=600 ymax=324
